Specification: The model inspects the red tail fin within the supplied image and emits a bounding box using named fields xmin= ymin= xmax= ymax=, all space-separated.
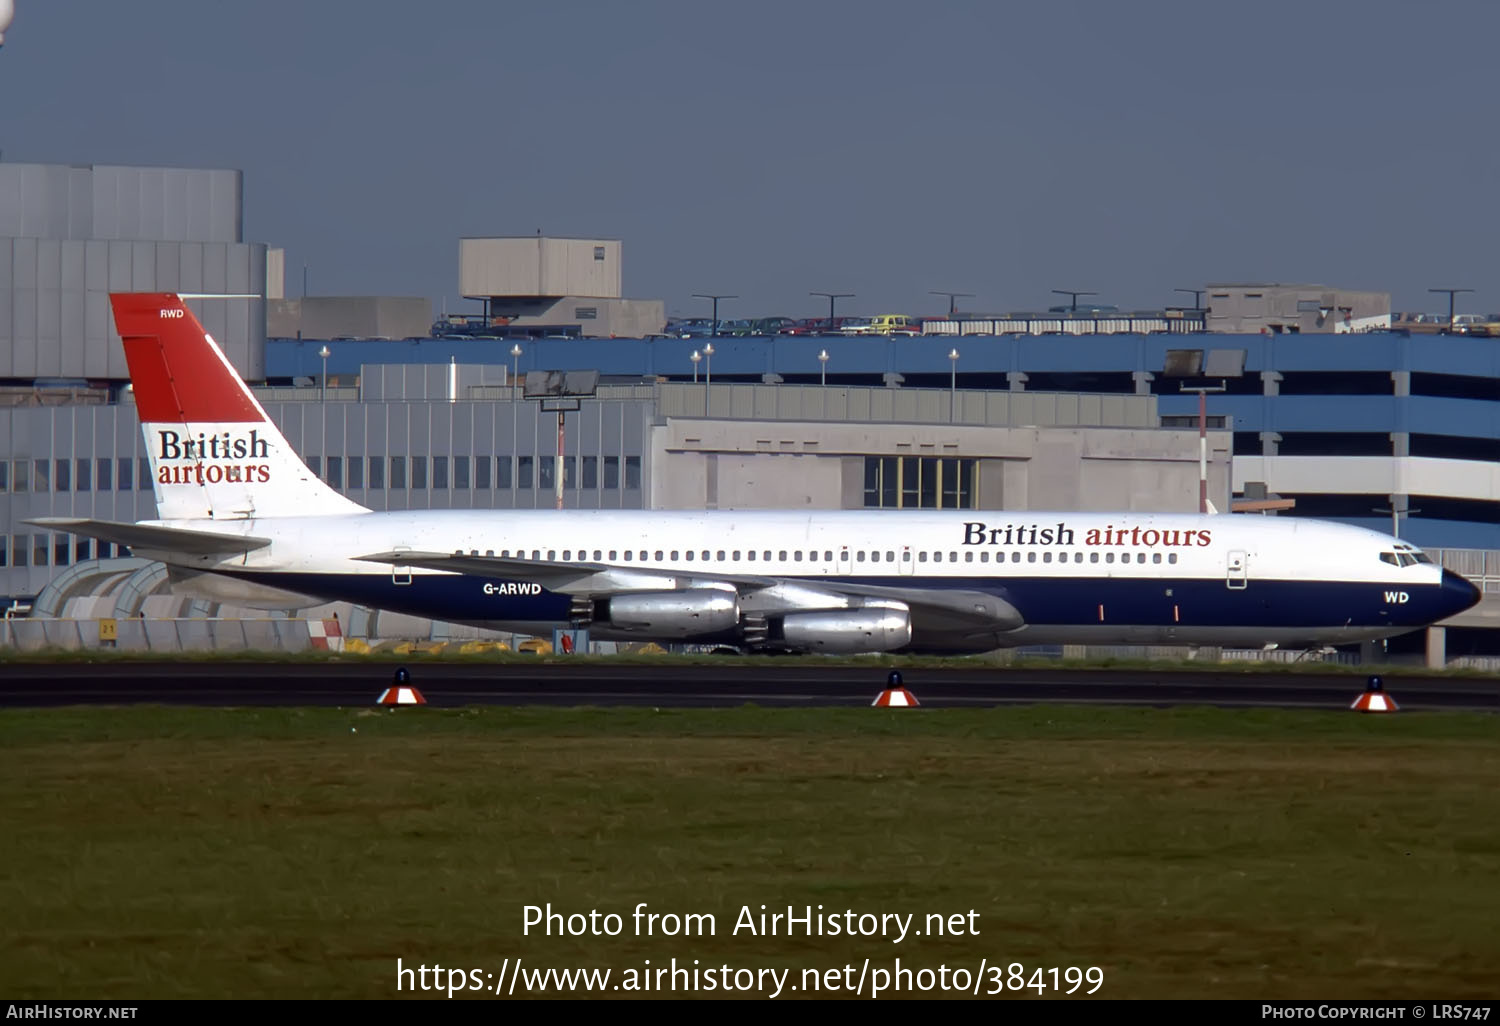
xmin=111 ymin=293 xmax=264 ymax=424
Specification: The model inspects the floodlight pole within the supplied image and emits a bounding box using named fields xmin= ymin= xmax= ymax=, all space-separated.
xmin=1428 ymin=287 xmax=1473 ymax=330
xmin=930 ymin=290 xmax=975 ymax=319
xmin=1181 ymin=383 xmax=1227 ymax=513
xmin=1174 ymin=288 xmax=1205 ymax=310
xmin=811 ymin=291 xmax=854 ymax=325
xmin=1051 ymin=289 xmax=1097 ymax=312
xmin=556 ymin=409 xmax=565 ymax=511
xmin=693 ymin=293 xmax=737 ymax=336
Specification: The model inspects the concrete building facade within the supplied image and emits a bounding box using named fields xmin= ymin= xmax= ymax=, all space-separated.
xmin=0 ymin=162 xmax=267 ymax=381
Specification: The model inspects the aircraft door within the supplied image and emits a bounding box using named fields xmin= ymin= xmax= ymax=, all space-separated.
xmin=1226 ymin=549 xmax=1248 ymax=590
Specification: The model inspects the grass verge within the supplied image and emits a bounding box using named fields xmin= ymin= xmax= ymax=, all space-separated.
xmin=2 ymin=704 xmax=1497 ymax=999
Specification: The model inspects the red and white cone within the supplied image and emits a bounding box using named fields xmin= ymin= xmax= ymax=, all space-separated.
xmin=377 ymin=686 xmax=426 ymax=706
xmin=872 ymin=687 xmax=920 ymax=707
xmin=1351 ymin=675 xmax=1397 ymax=713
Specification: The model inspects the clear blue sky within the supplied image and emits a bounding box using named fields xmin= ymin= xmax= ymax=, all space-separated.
xmin=3 ymin=1 xmax=1497 ymax=320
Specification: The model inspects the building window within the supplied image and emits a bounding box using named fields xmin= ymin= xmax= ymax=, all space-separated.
xmin=432 ymin=456 xmax=448 ymax=490
xmin=34 ymin=460 xmax=50 ymax=492
xmin=625 ymin=456 xmax=641 ymax=489
xmin=138 ymin=458 xmax=151 ymax=489
xmin=0 ymin=535 xmax=7 ymax=566
xmin=475 ymin=455 xmax=490 ymax=489
xmin=368 ymin=457 xmax=384 ymax=490
xmin=411 ymin=456 xmax=427 ymax=490
xmin=10 ymin=460 xmax=25 ymax=493
xmin=76 ymin=459 xmax=90 ymax=492
xmin=594 ymin=246 xmax=605 ymax=261
xmin=863 ymin=456 xmax=976 ymax=509
xmin=574 ymin=307 xmax=598 ymax=320
xmin=307 ymin=456 xmax=321 ymax=477
xmin=326 ymin=456 xmax=343 ymax=489
xmin=346 ymin=456 xmax=363 ymax=489
xmin=54 ymin=537 xmax=70 ymax=567
xmin=75 ymin=538 xmax=92 ymax=563
xmin=11 ymin=536 xmax=24 ymax=567
xmin=96 ymin=458 xmax=112 ymax=491
xmin=390 ymin=456 xmax=406 ymax=490
xmin=455 ymin=455 xmax=470 ymax=490
xmin=54 ymin=459 xmax=70 ymax=492
xmin=604 ymin=456 xmax=619 ymax=489
xmin=0 ymin=460 xmax=7 ymax=492
xmin=497 ymin=456 xmax=512 ymax=489
xmin=582 ymin=455 xmax=598 ymax=489
xmin=33 ymin=534 xmax=48 ymax=567
xmin=539 ymin=455 xmax=555 ymax=490
xmin=518 ymin=456 xmax=534 ymax=488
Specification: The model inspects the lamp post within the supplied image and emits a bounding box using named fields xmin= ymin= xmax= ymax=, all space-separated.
xmin=810 ymin=291 xmax=854 ymax=329
xmin=948 ymin=347 xmax=959 ymax=421
xmin=692 ymin=293 xmax=736 ymax=336
xmin=1429 ymin=287 xmax=1473 ymax=331
xmin=1051 ymin=289 xmax=1098 ymax=313
xmin=510 ymin=343 xmax=523 ymax=394
xmin=318 ymin=344 xmax=331 ymax=402
xmin=704 ymin=342 xmax=714 ymax=387
xmin=929 ymin=290 xmax=974 ymax=320
xmin=818 ymin=348 xmax=829 ymax=386
xmin=1163 ymin=348 xmax=1245 ymax=513
xmin=690 ymin=349 xmax=701 ymax=383
xmin=1174 ymin=287 xmax=1205 ymax=310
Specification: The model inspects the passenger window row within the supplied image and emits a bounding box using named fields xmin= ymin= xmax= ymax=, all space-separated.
xmin=456 ymin=548 xmax=1181 ymax=567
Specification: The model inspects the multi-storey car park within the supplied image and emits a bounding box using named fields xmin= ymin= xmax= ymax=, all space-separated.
xmin=2 ymin=162 xmax=1498 ymax=663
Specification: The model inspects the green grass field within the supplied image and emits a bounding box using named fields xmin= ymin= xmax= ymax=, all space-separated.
xmin=2 ymin=704 xmax=1497 ymax=999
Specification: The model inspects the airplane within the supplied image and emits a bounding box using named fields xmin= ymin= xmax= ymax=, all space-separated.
xmin=28 ymin=292 xmax=1482 ymax=655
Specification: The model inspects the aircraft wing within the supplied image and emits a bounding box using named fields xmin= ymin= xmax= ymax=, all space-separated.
xmin=355 ymin=549 xmax=776 ymax=593
xmin=813 ymin=580 xmax=1024 ymax=632
xmin=355 ymin=550 xmax=1023 ymax=632
xmin=26 ymin=517 xmax=272 ymax=556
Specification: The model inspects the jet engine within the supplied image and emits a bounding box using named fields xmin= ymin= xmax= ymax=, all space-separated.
xmin=778 ymin=605 xmax=913 ymax=653
xmin=594 ymin=589 xmax=739 ymax=638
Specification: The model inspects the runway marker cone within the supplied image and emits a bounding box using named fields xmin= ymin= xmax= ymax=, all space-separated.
xmin=378 ymin=666 xmax=427 ymax=706
xmin=1350 ymin=674 xmax=1398 ymax=713
xmin=872 ymin=670 xmax=920 ymax=708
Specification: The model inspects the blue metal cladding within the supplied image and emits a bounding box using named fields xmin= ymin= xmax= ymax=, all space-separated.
xmin=263 ymin=329 xmax=1500 ymax=441
xmin=266 ymin=331 xmax=1500 ymax=382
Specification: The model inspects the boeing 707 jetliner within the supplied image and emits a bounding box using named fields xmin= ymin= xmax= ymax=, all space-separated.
xmin=28 ymin=293 xmax=1481 ymax=654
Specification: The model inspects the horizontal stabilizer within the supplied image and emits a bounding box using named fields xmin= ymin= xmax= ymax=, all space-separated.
xmin=26 ymin=517 xmax=271 ymax=556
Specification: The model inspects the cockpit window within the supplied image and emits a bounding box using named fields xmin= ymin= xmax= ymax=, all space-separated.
xmin=1379 ymin=552 xmax=1399 ymax=566
xmin=1411 ymin=551 xmax=1433 ymax=564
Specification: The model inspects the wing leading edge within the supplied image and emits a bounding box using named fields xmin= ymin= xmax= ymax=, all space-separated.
xmin=354 ymin=549 xmax=1025 ymax=636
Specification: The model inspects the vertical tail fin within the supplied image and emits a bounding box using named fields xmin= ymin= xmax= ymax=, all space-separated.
xmin=111 ymin=292 xmax=368 ymax=521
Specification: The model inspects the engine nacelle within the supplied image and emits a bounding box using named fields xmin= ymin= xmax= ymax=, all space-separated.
xmin=780 ymin=607 xmax=913 ymax=654
xmin=599 ymin=589 xmax=739 ymax=638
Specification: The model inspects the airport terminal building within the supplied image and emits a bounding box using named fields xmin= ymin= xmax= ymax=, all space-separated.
xmin=3 ymin=161 xmax=1499 ymax=662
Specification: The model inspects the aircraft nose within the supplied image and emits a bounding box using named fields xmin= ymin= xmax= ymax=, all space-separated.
xmin=1441 ymin=569 xmax=1482 ymax=616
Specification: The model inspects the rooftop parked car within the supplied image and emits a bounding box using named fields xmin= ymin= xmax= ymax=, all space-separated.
xmin=665 ymin=317 xmax=716 ymax=338
xmin=779 ymin=318 xmax=829 ymax=335
xmin=867 ymin=314 xmax=921 ymax=335
xmin=749 ymin=317 xmax=797 ymax=335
